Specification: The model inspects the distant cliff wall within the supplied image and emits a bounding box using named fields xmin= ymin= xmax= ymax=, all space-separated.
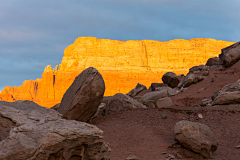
xmin=0 ymin=37 xmax=235 ymax=107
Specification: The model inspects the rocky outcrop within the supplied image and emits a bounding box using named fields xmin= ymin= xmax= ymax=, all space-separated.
xmin=174 ymin=120 xmax=218 ymax=158
xmin=58 ymin=67 xmax=105 ymax=122
xmin=0 ymin=100 xmax=111 ymax=160
xmin=0 ymin=37 xmax=235 ymax=107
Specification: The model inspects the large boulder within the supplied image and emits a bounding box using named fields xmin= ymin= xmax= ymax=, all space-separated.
xmin=219 ymin=41 xmax=240 ymax=67
xmin=142 ymin=89 xmax=169 ymax=107
xmin=107 ymin=93 xmax=146 ymax=114
xmin=0 ymin=101 xmax=111 ymax=160
xmin=174 ymin=120 xmax=218 ymax=158
xmin=162 ymin=72 xmax=179 ymax=88
xmin=58 ymin=67 xmax=105 ymax=122
xmin=127 ymin=83 xmax=147 ymax=97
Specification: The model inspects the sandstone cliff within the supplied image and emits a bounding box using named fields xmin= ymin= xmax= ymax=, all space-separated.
xmin=0 ymin=37 xmax=235 ymax=107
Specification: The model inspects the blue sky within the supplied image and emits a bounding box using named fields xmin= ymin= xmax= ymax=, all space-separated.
xmin=0 ymin=0 xmax=239 ymax=91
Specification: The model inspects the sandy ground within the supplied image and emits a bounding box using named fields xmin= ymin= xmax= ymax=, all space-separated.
xmin=91 ymin=60 xmax=240 ymax=160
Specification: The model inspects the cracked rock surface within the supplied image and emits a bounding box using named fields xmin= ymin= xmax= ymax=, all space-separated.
xmin=0 ymin=100 xmax=111 ymax=160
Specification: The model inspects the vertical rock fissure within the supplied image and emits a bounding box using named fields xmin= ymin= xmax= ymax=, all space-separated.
xmin=142 ymin=41 xmax=149 ymax=68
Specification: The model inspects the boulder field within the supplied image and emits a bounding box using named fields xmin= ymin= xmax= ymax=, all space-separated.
xmin=0 ymin=37 xmax=234 ymax=107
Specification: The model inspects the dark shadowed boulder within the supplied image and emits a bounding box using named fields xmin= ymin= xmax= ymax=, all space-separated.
xmin=162 ymin=72 xmax=179 ymax=88
xmin=107 ymin=93 xmax=146 ymax=114
xmin=174 ymin=120 xmax=218 ymax=158
xmin=219 ymin=41 xmax=240 ymax=67
xmin=58 ymin=67 xmax=105 ymax=122
xmin=0 ymin=101 xmax=111 ymax=160
xmin=150 ymin=83 xmax=168 ymax=91
xmin=135 ymin=83 xmax=147 ymax=90
xmin=180 ymin=73 xmax=195 ymax=88
xmin=206 ymin=57 xmax=221 ymax=66
xmin=127 ymin=83 xmax=147 ymax=97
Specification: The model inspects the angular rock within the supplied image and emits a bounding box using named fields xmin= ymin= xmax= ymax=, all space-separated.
xmin=174 ymin=120 xmax=218 ymax=158
xmin=197 ymin=76 xmax=204 ymax=82
xmin=107 ymin=93 xmax=146 ymax=114
xmin=200 ymin=99 xmax=212 ymax=106
xmin=0 ymin=101 xmax=111 ymax=160
xmin=135 ymin=83 xmax=147 ymax=90
xmin=206 ymin=57 xmax=221 ymax=66
xmin=180 ymin=73 xmax=195 ymax=88
xmin=162 ymin=72 xmax=180 ymax=88
xmin=199 ymin=65 xmax=209 ymax=71
xmin=202 ymin=70 xmax=209 ymax=76
xmin=127 ymin=83 xmax=147 ymax=97
xmin=219 ymin=41 xmax=240 ymax=67
xmin=58 ymin=67 xmax=105 ymax=122
xmin=189 ymin=66 xmax=200 ymax=73
xmin=212 ymin=91 xmax=240 ymax=105
xmin=155 ymin=86 xmax=180 ymax=96
xmin=133 ymin=96 xmax=144 ymax=103
xmin=151 ymin=83 xmax=168 ymax=91
xmin=156 ymin=97 xmax=173 ymax=108
xmin=142 ymin=90 xmax=169 ymax=107
xmin=211 ymin=79 xmax=240 ymax=104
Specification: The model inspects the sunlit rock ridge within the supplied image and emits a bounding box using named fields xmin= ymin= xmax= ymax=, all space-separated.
xmin=0 ymin=37 xmax=234 ymax=107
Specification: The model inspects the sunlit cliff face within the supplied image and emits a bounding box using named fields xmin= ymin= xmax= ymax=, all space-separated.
xmin=0 ymin=37 xmax=235 ymax=107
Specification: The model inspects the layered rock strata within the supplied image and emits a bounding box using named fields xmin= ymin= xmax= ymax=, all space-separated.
xmin=0 ymin=37 xmax=235 ymax=107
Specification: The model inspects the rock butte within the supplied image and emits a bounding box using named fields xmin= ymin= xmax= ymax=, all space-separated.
xmin=0 ymin=37 xmax=235 ymax=107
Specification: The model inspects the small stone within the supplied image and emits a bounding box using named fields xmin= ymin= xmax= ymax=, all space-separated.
xmin=235 ymin=145 xmax=240 ymax=149
xmin=161 ymin=152 xmax=167 ymax=155
xmin=198 ymin=114 xmax=203 ymax=119
xmin=125 ymin=155 xmax=139 ymax=160
xmin=161 ymin=114 xmax=168 ymax=119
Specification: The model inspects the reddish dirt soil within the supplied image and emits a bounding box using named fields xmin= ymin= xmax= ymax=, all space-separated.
xmin=91 ymin=60 xmax=240 ymax=160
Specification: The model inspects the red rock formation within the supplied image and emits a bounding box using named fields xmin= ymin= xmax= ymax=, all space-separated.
xmin=0 ymin=37 xmax=235 ymax=107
